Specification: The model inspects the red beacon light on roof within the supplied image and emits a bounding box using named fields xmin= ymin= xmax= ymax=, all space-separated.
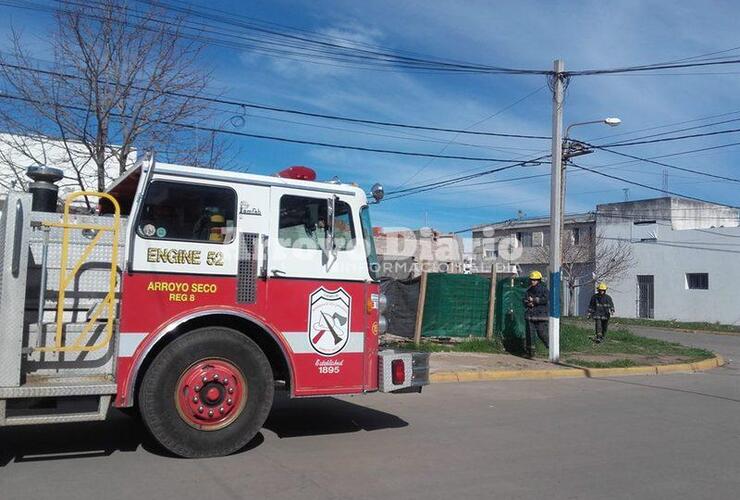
xmin=277 ymin=165 xmax=317 ymax=181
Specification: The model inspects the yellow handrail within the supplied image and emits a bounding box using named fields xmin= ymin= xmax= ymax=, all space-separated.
xmin=36 ymin=191 xmax=121 ymax=353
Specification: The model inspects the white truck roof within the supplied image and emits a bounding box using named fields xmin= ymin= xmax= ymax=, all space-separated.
xmin=107 ymin=159 xmax=368 ymax=205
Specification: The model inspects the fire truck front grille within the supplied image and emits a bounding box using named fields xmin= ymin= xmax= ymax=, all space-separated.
xmin=237 ymin=233 xmax=258 ymax=304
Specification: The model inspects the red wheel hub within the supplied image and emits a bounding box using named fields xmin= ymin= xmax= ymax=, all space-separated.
xmin=175 ymin=359 xmax=247 ymax=430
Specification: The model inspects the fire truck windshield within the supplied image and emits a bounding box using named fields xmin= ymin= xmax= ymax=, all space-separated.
xmin=360 ymin=206 xmax=379 ymax=281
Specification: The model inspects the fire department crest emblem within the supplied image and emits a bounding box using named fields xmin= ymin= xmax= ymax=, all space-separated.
xmin=308 ymin=287 xmax=351 ymax=356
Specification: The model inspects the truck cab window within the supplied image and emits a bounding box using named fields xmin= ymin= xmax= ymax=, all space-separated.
xmin=278 ymin=195 xmax=355 ymax=250
xmin=137 ymin=181 xmax=236 ymax=244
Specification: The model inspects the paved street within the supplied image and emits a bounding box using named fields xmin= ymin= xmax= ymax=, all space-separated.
xmin=1 ymin=329 xmax=738 ymax=500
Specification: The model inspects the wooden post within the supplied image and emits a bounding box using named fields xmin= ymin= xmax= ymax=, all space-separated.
xmin=486 ymin=263 xmax=497 ymax=340
xmin=414 ymin=268 xmax=429 ymax=346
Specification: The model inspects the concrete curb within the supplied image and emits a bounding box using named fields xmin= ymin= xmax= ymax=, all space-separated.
xmin=429 ymin=354 xmax=726 ymax=384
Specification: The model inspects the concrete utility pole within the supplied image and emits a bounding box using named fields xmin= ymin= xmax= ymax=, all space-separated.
xmin=548 ymin=59 xmax=565 ymax=362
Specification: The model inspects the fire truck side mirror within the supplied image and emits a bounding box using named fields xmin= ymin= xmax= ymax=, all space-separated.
xmin=371 ymin=183 xmax=384 ymax=203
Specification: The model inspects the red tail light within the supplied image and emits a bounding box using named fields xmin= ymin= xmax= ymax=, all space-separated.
xmin=392 ymin=359 xmax=405 ymax=385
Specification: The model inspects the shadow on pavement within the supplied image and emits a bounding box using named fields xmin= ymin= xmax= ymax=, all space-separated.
xmin=0 ymin=409 xmax=151 ymax=466
xmin=0 ymin=394 xmax=407 ymax=465
xmin=264 ymin=392 xmax=408 ymax=438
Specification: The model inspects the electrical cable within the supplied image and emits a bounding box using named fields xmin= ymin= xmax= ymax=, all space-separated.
xmin=568 ymin=162 xmax=738 ymax=208
xmin=580 ymin=143 xmax=740 ymax=183
xmin=394 ymin=84 xmax=548 ymax=189
xmin=382 ymin=154 xmax=550 ymax=201
xmin=0 ymin=61 xmax=550 ymax=140
xmin=0 ymin=92 xmax=536 ymax=162
xmin=599 ymin=127 xmax=740 ymax=147
xmin=1 ymin=0 xmax=551 ymax=75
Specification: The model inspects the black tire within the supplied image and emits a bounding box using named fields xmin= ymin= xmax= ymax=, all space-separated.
xmin=138 ymin=327 xmax=274 ymax=458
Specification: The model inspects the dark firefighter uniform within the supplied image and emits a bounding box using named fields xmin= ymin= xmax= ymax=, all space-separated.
xmin=523 ymin=271 xmax=549 ymax=357
xmin=588 ymin=282 xmax=615 ymax=342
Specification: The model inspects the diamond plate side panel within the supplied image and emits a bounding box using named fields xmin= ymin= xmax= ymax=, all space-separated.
xmin=237 ymin=232 xmax=258 ymax=304
xmin=0 ymin=192 xmax=32 ymax=387
xmin=0 ymin=383 xmax=117 ymax=398
xmin=25 ymin=213 xmax=127 ymax=314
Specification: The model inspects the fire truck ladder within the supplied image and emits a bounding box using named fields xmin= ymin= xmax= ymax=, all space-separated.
xmin=35 ymin=191 xmax=121 ymax=354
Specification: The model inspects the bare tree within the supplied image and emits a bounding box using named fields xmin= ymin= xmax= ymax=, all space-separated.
xmin=534 ymin=228 xmax=635 ymax=315
xmin=0 ymin=0 xmax=228 ymax=198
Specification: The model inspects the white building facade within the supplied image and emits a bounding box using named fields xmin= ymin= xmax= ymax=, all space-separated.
xmin=0 ymin=132 xmax=134 ymax=194
xmin=597 ymin=197 xmax=740 ymax=325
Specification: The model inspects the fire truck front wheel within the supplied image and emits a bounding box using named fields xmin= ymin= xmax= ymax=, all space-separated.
xmin=138 ymin=327 xmax=274 ymax=458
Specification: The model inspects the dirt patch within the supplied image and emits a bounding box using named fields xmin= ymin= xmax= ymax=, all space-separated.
xmin=566 ymin=353 xmax=691 ymax=366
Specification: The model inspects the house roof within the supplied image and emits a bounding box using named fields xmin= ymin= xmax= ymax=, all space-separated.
xmin=471 ymin=212 xmax=595 ymax=232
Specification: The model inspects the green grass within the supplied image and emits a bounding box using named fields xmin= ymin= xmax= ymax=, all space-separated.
xmin=388 ymin=323 xmax=714 ymax=368
xmin=562 ymin=358 xmax=640 ymax=369
xmin=536 ymin=323 xmax=713 ymax=365
xmin=605 ymin=317 xmax=740 ymax=334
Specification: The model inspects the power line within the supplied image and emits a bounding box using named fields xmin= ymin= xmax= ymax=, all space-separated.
xmin=586 ymin=109 xmax=740 ymax=144
xmin=0 ymin=61 xmax=550 ymax=140
xmin=582 ymin=143 xmax=740 ymax=184
xmin=394 ymin=84 xmax=548 ymax=189
xmin=8 ymin=0 xmax=740 ymax=81
xmin=594 ymin=117 xmax=740 ymax=145
xmin=382 ymin=155 xmax=550 ymax=201
xmin=2 ymin=0 xmax=550 ymax=75
xmin=0 ymin=92 xmax=542 ymax=162
xmin=129 ymin=0 xmax=550 ymax=74
xmin=566 ymin=141 xmax=740 ymax=175
xmin=600 ymin=127 xmax=740 ymax=147
xmin=568 ymin=57 xmax=740 ymax=76
xmin=385 ymin=154 xmax=549 ymax=196
xmin=568 ymin=162 xmax=738 ymax=208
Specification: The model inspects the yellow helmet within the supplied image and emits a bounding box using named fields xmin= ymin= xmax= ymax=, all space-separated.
xmin=529 ymin=270 xmax=543 ymax=280
xmin=597 ymin=282 xmax=608 ymax=291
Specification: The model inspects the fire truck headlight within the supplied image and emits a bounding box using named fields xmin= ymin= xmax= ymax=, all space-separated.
xmin=378 ymin=293 xmax=388 ymax=313
xmin=378 ymin=314 xmax=388 ymax=334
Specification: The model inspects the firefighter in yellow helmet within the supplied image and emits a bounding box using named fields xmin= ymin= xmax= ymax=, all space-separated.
xmin=588 ymin=282 xmax=615 ymax=343
xmin=523 ymin=270 xmax=549 ymax=358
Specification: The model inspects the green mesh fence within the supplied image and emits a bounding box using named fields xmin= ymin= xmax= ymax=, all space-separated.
xmin=419 ymin=273 xmax=530 ymax=341
xmin=494 ymin=277 xmax=530 ymax=352
xmin=420 ymin=273 xmax=491 ymax=337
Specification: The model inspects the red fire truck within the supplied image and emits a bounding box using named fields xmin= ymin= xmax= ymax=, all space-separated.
xmin=0 ymin=155 xmax=428 ymax=458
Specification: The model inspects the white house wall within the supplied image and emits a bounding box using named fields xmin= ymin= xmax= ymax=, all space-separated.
xmin=0 ymin=133 xmax=135 ymax=193
xmin=598 ymin=219 xmax=740 ymax=325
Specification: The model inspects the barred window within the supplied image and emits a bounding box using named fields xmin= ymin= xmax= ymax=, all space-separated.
xmin=686 ymin=273 xmax=709 ymax=290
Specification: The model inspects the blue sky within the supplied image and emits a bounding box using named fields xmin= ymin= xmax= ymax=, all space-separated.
xmin=2 ymin=0 xmax=740 ymax=233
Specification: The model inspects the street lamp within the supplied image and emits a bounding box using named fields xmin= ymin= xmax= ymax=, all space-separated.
xmin=548 ymin=115 xmax=621 ymax=362
xmin=565 ymin=117 xmax=621 ymax=139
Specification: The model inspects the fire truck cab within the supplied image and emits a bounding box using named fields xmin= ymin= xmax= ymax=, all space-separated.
xmin=0 ymin=155 xmax=428 ymax=458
